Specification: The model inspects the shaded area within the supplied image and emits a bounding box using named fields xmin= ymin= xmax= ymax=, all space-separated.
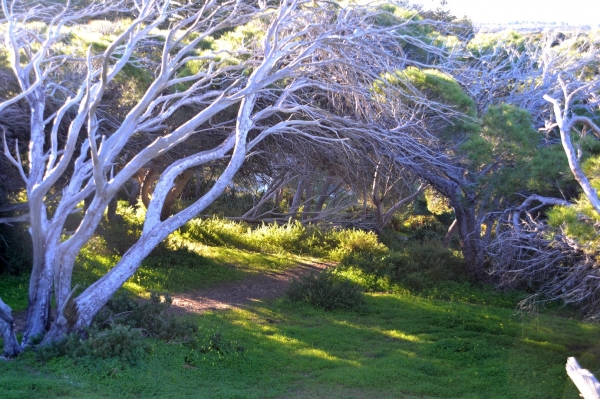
xmin=3 ymin=293 xmax=600 ymax=398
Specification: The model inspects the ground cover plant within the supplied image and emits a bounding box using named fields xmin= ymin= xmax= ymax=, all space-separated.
xmin=1 ymin=289 xmax=599 ymax=398
xmin=1 ymin=216 xmax=599 ymax=397
xmin=0 ymin=216 xmax=600 ymax=398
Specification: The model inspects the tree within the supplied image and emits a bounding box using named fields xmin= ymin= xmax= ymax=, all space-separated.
xmin=0 ymin=0 xmax=456 ymax=354
xmin=485 ymin=30 xmax=600 ymax=318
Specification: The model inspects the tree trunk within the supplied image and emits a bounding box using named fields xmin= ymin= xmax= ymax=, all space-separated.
xmin=127 ymin=178 xmax=140 ymax=207
xmin=314 ymin=179 xmax=338 ymax=213
xmin=106 ymin=196 xmax=118 ymax=222
xmin=22 ymin=205 xmax=52 ymax=346
xmin=453 ymin=203 xmax=485 ymax=276
xmin=290 ymin=179 xmax=305 ymax=217
xmin=301 ymin=182 xmax=314 ymax=221
xmin=443 ymin=219 xmax=458 ymax=247
xmin=140 ymin=168 xmax=158 ymax=209
xmin=160 ymin=169 xmax=194 ymax=221
xmin=0 ymin=298 xmax=21 ymax=357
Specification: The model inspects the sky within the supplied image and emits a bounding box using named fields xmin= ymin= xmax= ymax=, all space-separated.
xmin=421 ymin=0 xmax=600 ymax=25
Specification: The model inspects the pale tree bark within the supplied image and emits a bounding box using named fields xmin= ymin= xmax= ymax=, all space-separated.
xmin=544 ymin=80 xmax=600 ymax=215
xmin=0 ymin=0 xmax=454 ymax=347
xmin=370 ymin=161 xmax=427 ymax=234
xmin=0 ymin=297 xmax=20 ymax=357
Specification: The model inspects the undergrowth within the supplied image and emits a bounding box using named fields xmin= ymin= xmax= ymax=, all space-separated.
xmin=3 ymin=293 xmax=598 ymax=398
xmin=34 ymin=292 xmax=202 ymax=367
xmin=286 ymin=269 xmax=367 ymax=311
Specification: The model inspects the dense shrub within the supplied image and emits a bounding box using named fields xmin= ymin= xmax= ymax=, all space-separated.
xmin=36 ymin=324 xmax=152 ymax=366
xmin=286 ymin=269 xmax=367 ymax=311
xmin=399 ymin=215 xmax=447 ymax=241
xmin=36 ymin=291 xmax=197 ymax=365
xmin=94 ymin=291 xmax=198 ymax=343
xmin=326 ymin=228 xmax=388 ymax=261
xmin=181 ymin=216 xmax=387 ymax=260
xmin=340 ymin=240 xmax=466 ymax=291
xmin=182 ymin=217 xmax=311 ymax=254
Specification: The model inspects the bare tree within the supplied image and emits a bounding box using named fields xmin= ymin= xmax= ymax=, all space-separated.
xmin=0 ymin=0 xmax=458 ymax=353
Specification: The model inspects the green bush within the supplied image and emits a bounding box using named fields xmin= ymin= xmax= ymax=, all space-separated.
xmin=94 ymin=291 xmax=198 ymax=343
xmin=37 ymin=291 xmax=197 ymax=365
xmin=326 ymin=228 xmax=388 ymax=261
xmin=286 ymin=269 xmax=367 ymax=311
xmin=340 ymin=240 xmax=466 ymax=291
xmin=36 ymin=324 xmax=151 ymax=366
xmin=400 ymin=215 xmax=447 ymax=241
xmin=182 ymin=217 xmax=389 ymax=260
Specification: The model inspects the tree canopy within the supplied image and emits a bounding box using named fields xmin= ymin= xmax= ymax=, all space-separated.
xmin=1 ymin=0 xmax=600 ymax=354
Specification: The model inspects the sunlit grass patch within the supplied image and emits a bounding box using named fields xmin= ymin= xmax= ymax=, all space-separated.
xmin=189 ymin=243 xmax=307 ymax=273
xmin=3 ymin=291 xmax=600 ymax=398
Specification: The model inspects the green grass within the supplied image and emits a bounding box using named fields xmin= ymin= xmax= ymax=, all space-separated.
xmin=0 ymin=274 xmax=28 ymax=312
xmin=2 ymin=213 xmax=599 ymax=398
xmin=72 ymin=245 xmax=248 ymax=297
xmin=1 ymin=292 xmax=598 ymax=398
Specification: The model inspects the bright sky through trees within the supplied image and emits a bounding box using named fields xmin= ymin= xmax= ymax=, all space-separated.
xmin=423 ymin=0 xmax=600 ymax=25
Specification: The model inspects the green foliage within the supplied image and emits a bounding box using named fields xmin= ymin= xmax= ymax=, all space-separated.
xmin=545 ymin=153 xmax=600 ymax=254
xmin=286 ymin=269 xmax=367 ymax=311
xmin=325 ymin=228 xmax=388 ymax=261
xmin=339 ymin=240 xmax=466 ymax=292
xmin=34 ymin=291 xmax=199 ymax=366
xmin=459 ymin=103 xmax=576 ymax=203
xmin=182 ymin=217 xmax=387 ymax=262
xmin=380 ymin=66 xmax=479 ymax=142
xmin=184 ymin=329 xmax=245 ymax=366
xmin=182 ymin=217 xmax=312 ymax=254
xmin=36 ymin=324 xmax=152 ymax=366
xmin=424 ymin=187 xmax=452 ymax=215
xmin=3 ymin=291 xmax=598 ymax=398
xmin=467 ymin=30 xmax=527 ymax=57
xmin=399 ymin=214 xmax=447 ymax=241
xmin=94 ymin=291 xmax=198 ymax=343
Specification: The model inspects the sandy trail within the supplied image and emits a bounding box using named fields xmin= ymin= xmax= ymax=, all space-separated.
xmin=11 ymin=261 xmax=330 ymax=332
xmin=167 ymin=261 xmax=330 ymax=315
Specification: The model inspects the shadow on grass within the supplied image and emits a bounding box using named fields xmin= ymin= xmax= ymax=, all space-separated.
xmin=4 ymin=292 xmax=598 ymax=398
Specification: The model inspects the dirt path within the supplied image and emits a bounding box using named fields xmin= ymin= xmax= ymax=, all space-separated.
xmin=167 ymin=261 xmax=330 ymax=315
xmin=12 ymin=261 xmax=330 ymax=331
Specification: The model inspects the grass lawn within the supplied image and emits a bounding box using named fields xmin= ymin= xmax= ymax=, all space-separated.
xmin=2 ymin=218 xmax=599 ymax=398
xmin=2 ymin=291 xmax=599 ymax=398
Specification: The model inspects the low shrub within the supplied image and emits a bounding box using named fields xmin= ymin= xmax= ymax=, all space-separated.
xmin=182 ymin=217 xmax=388 ymax=260
xmin=184 ymin=329 xmax=245 ymax=366
xmin=326 ymin=228 xmax=388 ymax=261
xmin=400 ymin=215 xmax=447 ymax=241
xmin=286 ymin=269 xmax=367 ymax=311
xmin=340 ymin=240 xmax=466 ymax=291
xmin=36 ymin=324 xmax=151 ymax=366
xmin=36 ymin=291 xmax=197 ymax=365
xmin=94 ymin=291 xmax=198 ymax=343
